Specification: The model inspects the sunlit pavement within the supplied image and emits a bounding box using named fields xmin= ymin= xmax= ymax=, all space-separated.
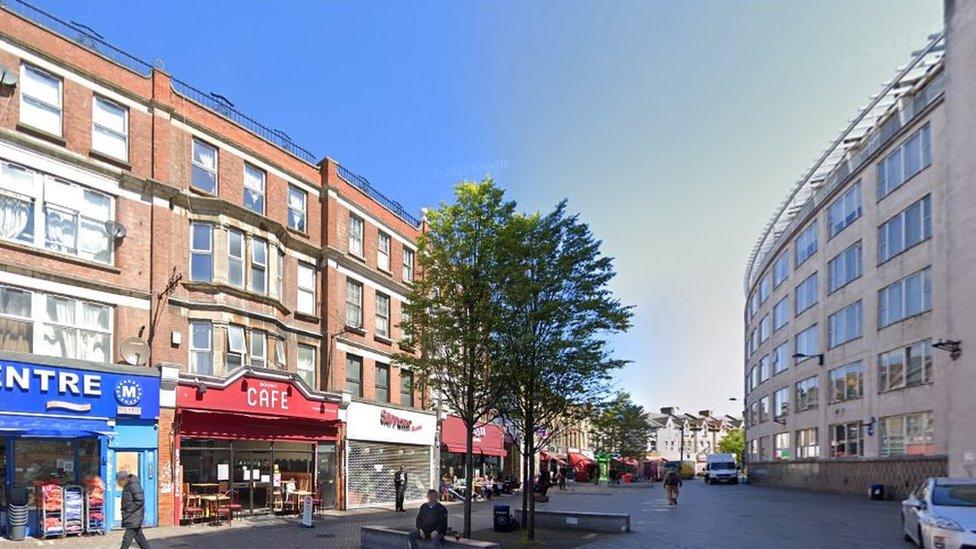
xmin=0 ymin=480 xmax=903 ymax=548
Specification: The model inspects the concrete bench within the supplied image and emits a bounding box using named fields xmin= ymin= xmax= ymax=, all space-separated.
xmin=517 ymin=509 xmax=630 ymax=533
xmin=360 ymin=525 xmax=500 ymax=549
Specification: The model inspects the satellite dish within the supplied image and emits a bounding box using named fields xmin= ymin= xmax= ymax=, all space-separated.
xmin=104 ymin=220 xmax=127 ymax=239
xmin=121 ymin=337 xmax=150 ymax=366
xmin=0 ymin=66 xmax=18 ymax=87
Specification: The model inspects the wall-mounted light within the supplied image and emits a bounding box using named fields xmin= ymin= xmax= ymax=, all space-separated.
xmin=933 ymin=339 xmax=962 ymax=360
xmin=792 ymin=352 xmax=824 ymax=366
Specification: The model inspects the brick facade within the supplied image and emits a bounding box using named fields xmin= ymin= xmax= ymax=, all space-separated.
xmin=0 ymin=2 xmax=425 ymax=526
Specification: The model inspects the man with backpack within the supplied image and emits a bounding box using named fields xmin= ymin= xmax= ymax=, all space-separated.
xmin=663 ymin=466 xmax=683 ymax=506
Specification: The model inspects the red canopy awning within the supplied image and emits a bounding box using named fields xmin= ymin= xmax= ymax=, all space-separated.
xmin=540 ymin=451 xmax=567 ymax=465
xmin=440 ymin=416 xmax=507 ymax=457
xmin=568 ymin=452 xmax=594 ymax=470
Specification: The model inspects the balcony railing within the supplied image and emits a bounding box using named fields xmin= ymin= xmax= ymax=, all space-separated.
xmin=336 ymin=165 xmax=421 ymax=227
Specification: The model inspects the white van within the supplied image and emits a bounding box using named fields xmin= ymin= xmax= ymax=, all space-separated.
xmin=704 ymin=453 xmax=739 ymax=484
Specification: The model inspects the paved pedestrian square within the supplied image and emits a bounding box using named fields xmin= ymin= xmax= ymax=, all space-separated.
xmin=0 ymin=479 xmax=906 ymax=548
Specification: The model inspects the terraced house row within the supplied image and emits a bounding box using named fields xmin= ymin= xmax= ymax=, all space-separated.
xmin=0 ymin=0 xmax=441 ymax=536
xmin=741 ymin=1 xmax=976 ymax=499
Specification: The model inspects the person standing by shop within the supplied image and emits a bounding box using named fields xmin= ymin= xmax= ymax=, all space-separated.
xmin=394 ymin=466 xmax=408 ymax=512
xmin=117 ymin=471 xmax=150 ymax=549
xmin=662 ymin=467 xmax=682 ymax=506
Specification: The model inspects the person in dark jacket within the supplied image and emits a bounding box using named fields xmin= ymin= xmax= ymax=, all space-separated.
xmin=409 ymin=489 xmax=448 ymax=549
xmin=117 ymin=471 xmax=150 ymax=549
xmin=394 ymin=466 xmax=408 ymax=512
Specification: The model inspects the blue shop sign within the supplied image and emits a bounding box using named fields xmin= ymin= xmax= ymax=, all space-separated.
xmin=0 ymin=359 xmax=160 ymax=420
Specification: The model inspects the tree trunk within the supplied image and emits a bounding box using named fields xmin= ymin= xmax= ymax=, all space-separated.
xmin=526 ymin=398 xmax=536 ymax=541
xmin=464 ymin=420 xmax=474 ymax=538
xmin=520 ymin=434 xmax=530 ymax=530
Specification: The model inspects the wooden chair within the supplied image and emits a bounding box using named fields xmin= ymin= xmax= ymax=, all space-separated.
xmin=181 ymin=487 xmax=204 ymax=525
xmin=215 ymin=489 xmax=241 ymax=526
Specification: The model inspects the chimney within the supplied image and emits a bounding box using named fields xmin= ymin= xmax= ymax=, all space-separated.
xmin=698 ymin=410 xmax=712 ymax=417
xmin=660 ymin=407 xmax=674 ymax=415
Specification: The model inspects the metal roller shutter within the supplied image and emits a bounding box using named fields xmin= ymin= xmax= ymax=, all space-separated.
xmin=346 ymin=440 xmax=431 ymax=508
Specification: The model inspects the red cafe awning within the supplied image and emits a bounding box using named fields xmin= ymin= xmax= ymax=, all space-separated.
xmin=441 ymin=415 xmax=507 ymax=457
xmin=540 ymin=451 xmax=568 ymax=465
xmin=568 ymin=452 xmax=594 ymax=470
xmin=176 ymin=369 xmax=341 ymax=442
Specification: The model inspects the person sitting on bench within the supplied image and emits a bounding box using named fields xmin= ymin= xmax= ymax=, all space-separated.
xmin=410 ymin=489 xmax=448 ymax=548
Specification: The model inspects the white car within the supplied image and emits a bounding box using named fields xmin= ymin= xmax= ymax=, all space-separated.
xmin=902 ymin=477 xmax=976 ymax=549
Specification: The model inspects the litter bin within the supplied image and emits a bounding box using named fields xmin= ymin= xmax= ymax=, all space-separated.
xmin=7 ymin=485 xmax=29 ymax=541
xmin=869 ymin=484 xmax=885 ymax=500
xmin=493 ymin=504 xmax=512 ymax=532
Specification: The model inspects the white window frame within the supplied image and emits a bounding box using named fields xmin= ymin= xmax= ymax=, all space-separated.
xmin=876 ymin=123 xmax=932 ymax=201
xmin=190 ymin=222 xmax=213 ymax=282
xmin=877 ymin=195 xmax=932 ymax=264
xmin=403 ymin=247 xmax=415 ymax=282
xmin=91 ymin=96 xmax=129 ymax=161
xmin=880 ymin=411 xmax=933 ymax=458
xmin=377 ymin=232 xmax=391 ymax=272
xmin=345 ymin=279 xmax=363 ymax=328
xmin=773 ymin=432 xmax=790 ymax=461
xmin=191 ymin=139 xmax=218 ymax=194
xmin=297 ymin=344 xmax=316 ymax=387
xmin=297 ymin=261 xmax=316 ymax=316
xmin=250 ymin=237 xmax=268 ymax=295
xmin=0 ymin=161 xmax=116 ymax=266
xmin=250 ymin=330 xmax=267 ymax=368
xmin=288 ymin=185 xmax=307 ymax=232
xmin=349 ymin=215 xmax=364 ymax=257
xmin=227 ymin=324 xmax=246 ymax=370
xmin=795 ymin=428 xmax=819 ymax=459
xmin=20 ymin=64 xmax=62 ymax=136
xmin=189 ymin=320 xmax=213 ymax=375
xmin=375 ymin=292 xmax=390 ymax=339
xmin=243 ymin=163 xmax=266 ymax=215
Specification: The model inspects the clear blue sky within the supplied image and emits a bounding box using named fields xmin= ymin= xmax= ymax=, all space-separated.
xmin=37 ymin=0 xmax=942 ymax=417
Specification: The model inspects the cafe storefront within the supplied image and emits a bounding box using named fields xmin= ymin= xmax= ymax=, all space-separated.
xmin=343 ymin=401 xmax=436 ymax=509
xmin=0 ymin=354 xmax=160 ymax=537
xmin=440 ymin=415 xmax=507 ymax=481
xmin=169 ymin=368 xmax=342 ymax=524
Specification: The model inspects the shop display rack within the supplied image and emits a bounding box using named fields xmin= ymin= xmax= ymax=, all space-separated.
xmin=84 ymin=476 xmax=106 ymax=534
xmin=36 ymin=481 xmax=64 ymax=538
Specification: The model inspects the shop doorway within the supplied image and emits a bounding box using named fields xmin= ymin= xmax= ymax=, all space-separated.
xmin=112 ymin=450 xmax=157 ymax=528
xmin=315 ymin=444 xmax=336 ymax=510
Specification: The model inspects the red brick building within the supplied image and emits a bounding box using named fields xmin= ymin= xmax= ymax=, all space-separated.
xmin=0 ymin=0 xmax=428 ymax=528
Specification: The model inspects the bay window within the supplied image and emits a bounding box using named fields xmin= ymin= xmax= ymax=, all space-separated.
xmin=226 ymin=324 xmax=245 ymax=369
xmin=250 ymin=330 xmax=266 ymax=368
xmin=250 ymin=237 xmax=267 ymax=294
xmin=190 ymin=223 xmax=213 ymax=282
xmin=227 ymin=229 xmax=244 ymax=288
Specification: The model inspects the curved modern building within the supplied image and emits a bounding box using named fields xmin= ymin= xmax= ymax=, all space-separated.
xmin=742 ymin=2 xmax=976 ymax=497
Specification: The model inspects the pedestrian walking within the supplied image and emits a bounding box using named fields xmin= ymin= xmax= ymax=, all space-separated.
xmin=409 ymin=489 xmax=448 ymax=549
xmin=663 ymin=467 xmax=682 ymax=506
xmin=117 ymin=471 xmax=150 ymax=549
xmin=557 ymin=469 xmax=567 ymax=491
xmin=394 ymin=466 xmax=408 ymax=512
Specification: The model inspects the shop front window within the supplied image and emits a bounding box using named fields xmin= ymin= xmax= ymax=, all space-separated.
xmin=13 ymin=439 xmax=99 ymax=505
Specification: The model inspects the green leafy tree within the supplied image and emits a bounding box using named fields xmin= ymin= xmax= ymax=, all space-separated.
xmin=592 ymin=392 xmax=650 ymax=459
xmin=397 ymin=179 xmax=514 ymax=538
xmin=494 ymin=203 xmax=632 ymax=540
xmin=717 ymin=428 xmax=745 ymax=464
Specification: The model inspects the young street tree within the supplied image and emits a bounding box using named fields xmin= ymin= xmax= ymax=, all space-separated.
xmin=397 ymin=179 xmax=515 ymax=538
xmin=495 ymin=202 xmax=632 ymax=540
xmin=592 ymin=391 xmax=651 ymax=459
xmin=718 ymin=427 xmax=745 ymax=464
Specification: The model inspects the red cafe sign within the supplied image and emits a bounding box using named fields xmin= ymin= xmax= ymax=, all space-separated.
xmin=177 ymin=372 xmax=339 ymax=421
